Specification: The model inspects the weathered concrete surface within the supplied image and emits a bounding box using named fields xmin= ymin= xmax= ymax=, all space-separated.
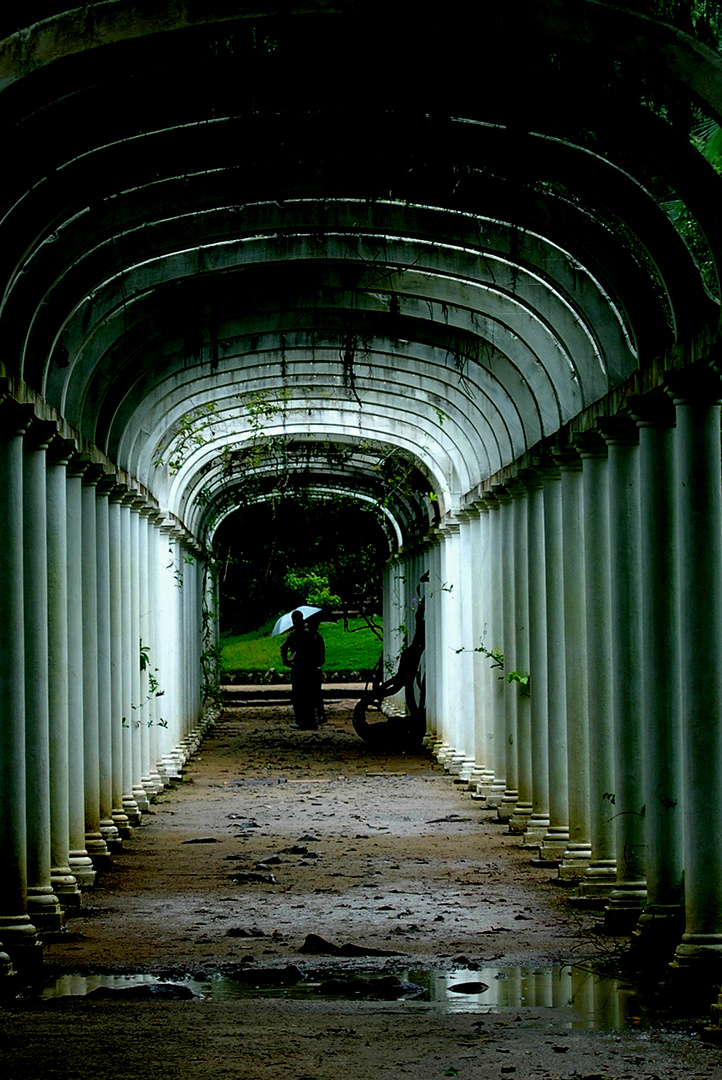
xmin=1 ymin=703 xmax=720 ymax=1080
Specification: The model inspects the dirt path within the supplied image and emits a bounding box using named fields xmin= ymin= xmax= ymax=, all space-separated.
xmin=2 ymin=703 xmax=721 ymax=1080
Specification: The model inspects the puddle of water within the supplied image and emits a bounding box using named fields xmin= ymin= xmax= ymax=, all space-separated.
xmin=28 ymin=965 xmax=648 ymax=1029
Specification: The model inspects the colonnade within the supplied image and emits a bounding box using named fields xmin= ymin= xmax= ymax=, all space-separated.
xmin=387 ymin=376 xmax=722 ymax=974
xmin=0 ymin=403 xmax=215 ymax=973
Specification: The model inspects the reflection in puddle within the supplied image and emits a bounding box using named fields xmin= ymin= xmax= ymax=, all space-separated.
xmin=34 ymin=965 xmax=645 ymax=1028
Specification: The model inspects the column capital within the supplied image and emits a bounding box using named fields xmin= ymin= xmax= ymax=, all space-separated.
xmin=24 ymin=417 xmax=57 ymax=451
xmin=440 ymin=520 xmax=461 ymax=537
xmin=66 ymin=453 xmax=91 ymax=480
xmin=517 ymin=466 xmax=544 ymax=492
xmin=505 ymin=475 xmax=529 ymax=499
xmin=574 ymin=430 xmax=608 ymax=458
xmin=0 ymin=399 xmax=35 ymax=436
xmin=96 ymin=473 xmax=119 ymax=497
xmin=80 ymin=461 xmax=106 ymax=487
xmin=491 ymin=483 xmax=512 ymax=503
xmin=552 ymin=444 xmax=582 ymax=471
xmin=107 ymin=482 xmax=130 ymax=504
xmin=627 ymin=391 xmax=676 ymax=429
xmin=46 ymin=434 xmax=77 ymax=465
xmin=664 ymin=365 xmax=722 ymax=405
xmin=597 ymin=415 xmax=639 ymax=447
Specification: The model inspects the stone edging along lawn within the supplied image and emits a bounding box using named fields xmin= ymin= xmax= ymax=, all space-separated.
xmin=222 ymin=668 xmax=376 ymax=685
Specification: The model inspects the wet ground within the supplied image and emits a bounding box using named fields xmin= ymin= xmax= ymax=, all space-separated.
xmin=2 ymin=702 xmax=722 ymax=1079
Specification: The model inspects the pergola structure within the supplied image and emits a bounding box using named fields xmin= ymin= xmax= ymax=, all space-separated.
xmin=2 ymin=1 xmax=722 ymax=982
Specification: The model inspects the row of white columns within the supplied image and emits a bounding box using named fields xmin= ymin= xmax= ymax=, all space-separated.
xmin=418 ymin=376 xmax=722 ymax=974
xmin=0 ymin=405 xmax=216 ymax=973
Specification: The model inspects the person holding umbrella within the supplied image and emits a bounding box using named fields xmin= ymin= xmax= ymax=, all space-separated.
xmin=306 ymin=611 xmax=327 ymax=725
xmin=280 ymin=609 xmax=319 ymax=729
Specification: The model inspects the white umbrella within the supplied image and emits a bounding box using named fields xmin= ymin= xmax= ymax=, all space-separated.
xmin=270 ymin=606 xmax=322 ymax=637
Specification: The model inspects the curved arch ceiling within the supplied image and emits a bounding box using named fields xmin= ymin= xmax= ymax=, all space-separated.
xmin=1 ymin=2 xmax=720 ymax=548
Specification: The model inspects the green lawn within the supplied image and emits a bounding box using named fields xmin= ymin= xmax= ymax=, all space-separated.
xmin=221 ymin=617 xmax=383 ymax=677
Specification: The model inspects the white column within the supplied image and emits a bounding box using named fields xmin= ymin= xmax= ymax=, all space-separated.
xmin=138 ymin=507 xmax=155 ymax=797
xmin=120 ymin=495 xmax=141 ymax=824
xmin=523 ymin=470 xmax=550 ymax=844
xmin=603 ymin=419 xmax=647 ymax=930
xmin=557 ymin=449 xmax=592 ymax=879
xmin=425 ymin=533 xmax=443 ymax=745
xmin=144 ymin=511 xmax=164 ymax=793
xmin=467 ymin=506 xmax=490 ymax=787
xmin=634 ymin=399 xmax=684 ymax=943
xmin=434 ymin=531 xmax=454 ymax=759
xmin=23 ymin=419 xmax=63 ymax=929
xmin=153 ymin=520 xmax=173 ymax=782
xmin=81 ymin=468 xmax=110 ymax=864
xmin=129 ymin=499 xmax=149 ymax=812
xmin=439 ymin=524 xmax=465 ymax=766
xmin=66 ymin=458 xmax=96 ymax=887
xmin=0 ymin=404 xmax=41 ymax=961
xmin=670 ymin=372 xmax=722 ymax=971
xmin=482 ymin=491 xmax=506 ymax=806
xmin=578 ymin=434 xmax=616 ymax=897
xmin=540 ymin=465 xmax=569 ymax=860
xmin=107 ymin=488 xmax=131 ymax=835
xmin=509 ymin=481 xmax=532 ymax=833
xmin=168 ymin=529 xmax=188 ymax=773
xmin=453 ymin=513 xmax=476 ymax=779
xmin=382 ymin=555 xmax=405 ymax=710
xmin=158 ymin=523 xmax=181 ymax=779
xmin=46 ymin=437 xmax=81 ymax=908
xmin=96 ymin=478 xmax=120 ymax=850
xmin=496 ymin=486 xmax=518 ymax=820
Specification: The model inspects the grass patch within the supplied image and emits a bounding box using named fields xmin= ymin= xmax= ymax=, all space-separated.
xmin=221 ymin=617 xmax=383 ymax=676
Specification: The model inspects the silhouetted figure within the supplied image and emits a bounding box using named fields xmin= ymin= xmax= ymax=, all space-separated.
xmin=281 ymin=610 xmax=318 ymax=729
xmin=306 ymin=612 xmax=327 ymax=724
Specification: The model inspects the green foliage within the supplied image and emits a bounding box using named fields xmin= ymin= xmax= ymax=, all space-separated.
xmin=506 ymin=670 xmax=531 ymax=697
xmin=476 ymin=644 xmax=504 ymax=670
xmin=153 ymin=402 xmax=218 ymax=474
xmin=217 ymin=494 xmax=389 ymax=633
xmin=221 ymin=617 xmax=383 ymax=674
xmin=284 ymin=568 xmax=341 ymax=609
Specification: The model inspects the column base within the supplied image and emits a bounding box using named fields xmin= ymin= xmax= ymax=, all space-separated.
xmin=132 ymin=785 xmax=150 ymax=814
xmin=521 ymin=816 xmax=551 ymax=846
xmin=0 ymin=916 xmax=42 ymax=970
xmin=558 ymin=844 xmax=592 ymax=881
xmin=51 ymin=867 xmax=82 ymax=910
xmin=496 ymin=791 xmax=518 ymax=821
xmin=123 ymin=796 xmax=142 ymax=827
xmin=100 ymin=819 xmax=121 ymax=851
xmin=508 ymin=803 xmax=533 ymax=834
xmin=0 ymin=947 xmax=14 ymax=982
xmin=111 ymin=807 xmax=133 ymax=839
xmin=434 ymin=743 xmax=455 ymax=765
xmin=161 ymin=757 xmax=182 ymax=783
xmin=455 ymin=757 xmax=476 ymax=782
xmin=85 ymin=832 xmax=111 ymax=868
xmin=69 ymin=849 xmax=96 ymax=888
xmin=540 ymin=828 xmax=569 ymax=862
xmin=673 ymin=934 xmax=722 ymax=972
xmin=604 ymin=883 xmax=647 ymax=933
xmin=484 ymin=783 xmax=506 ymax=808
xmin=27 ymin=886 xmax=64 ymax=932
xmin=147 ymin=770 xmax=166 ymax=795
xmin=579 ymin=861 xmax=617 ymax=898
xmin=633 ymin=903 xmax=685 ymax=943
